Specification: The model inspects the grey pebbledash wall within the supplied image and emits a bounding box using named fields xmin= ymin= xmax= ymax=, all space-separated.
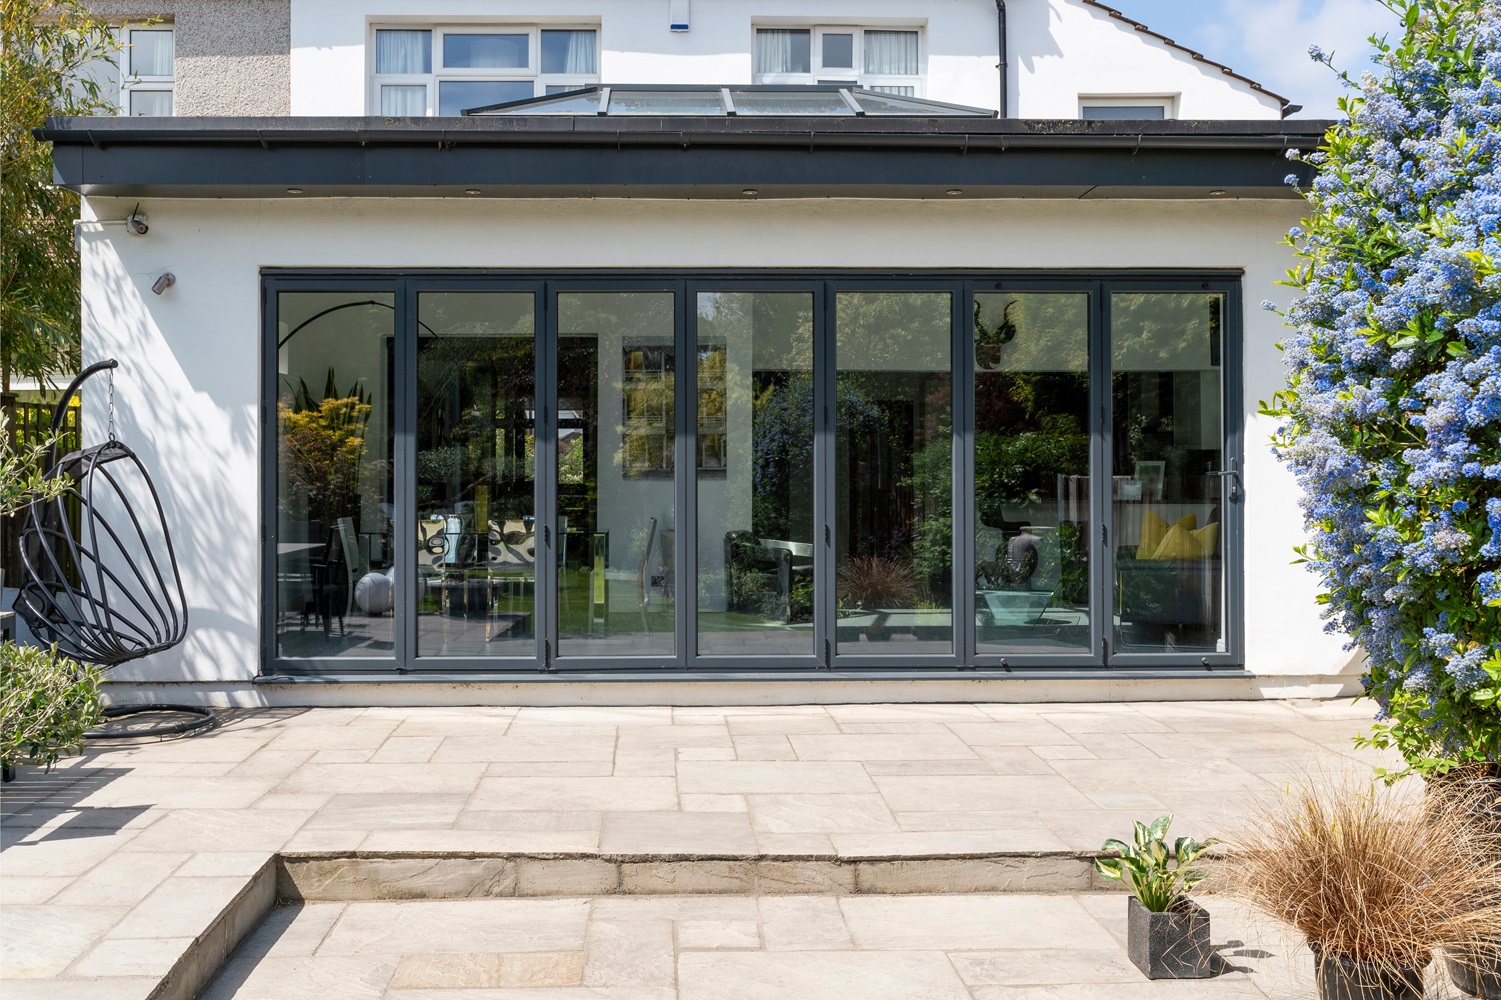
xmin=87 ymin=0 xmax=290 ymax=115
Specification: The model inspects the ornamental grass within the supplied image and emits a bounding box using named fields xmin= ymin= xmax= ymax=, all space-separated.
xmin=1211 ymin=778 xmax=1501 ymax=972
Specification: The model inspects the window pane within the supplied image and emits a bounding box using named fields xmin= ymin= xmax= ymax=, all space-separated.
xmin=607 ymin=90 xmax=726 ymax=115
xmin=415 ymin=293 xmax=536 ymax=658
xmin=439 ymin=80 xmax=533 ymax=115
xmin=541 ymin=30 xmax=597 ymax=74
xmin=754 ymin=29 xmax=811 ymax=74
xmin=835 ymin=292 xmax=952 ymax=655
xmin=557 ymin=292 xmax=678 ymax=658
xmin=380 ymin=85 xmax=426 ymax=116
xmin=128 ymin=89 xmax=172 ymax=116
xmin=443 ymin=33 xmax=528 ymax=69
xmin=696 ymin=293 xmax=816 ymax=657
xmin=376 ymin=29 xmax=431 ymax=74
xmin=864 ymin=30 xmax=919 ymax=75
xmin=973 ymin=293 xmax=1093 ymax=655
xmin=1082 ymin=106 xmax=1167 ymax=120
xmin=821 ymin=32 xmax=854 ymax=69
xmin=275 ymin=292 xmax=396 ymax=659
xmin=128 ymin=29 xmax=172 ymax=77
xmin=729 ymin=89 xmax=852 ymax=115
xmin=1112 ymin=292 xmax=1226 ymax=655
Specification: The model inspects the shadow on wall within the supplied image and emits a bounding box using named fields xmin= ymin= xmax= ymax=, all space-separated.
xmin=79 ymin=226 xmax=261 ymax=686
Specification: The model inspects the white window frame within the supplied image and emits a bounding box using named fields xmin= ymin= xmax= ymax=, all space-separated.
xmin=119 ymin=23 xmax=174 ymax=116
xmin=369 ymin=24 xmax=600 ymax=116
xmin=1078 ymin=96 xmax=1177 ymax=120
xmin=752 ymin=25 xmax=924 ymax=97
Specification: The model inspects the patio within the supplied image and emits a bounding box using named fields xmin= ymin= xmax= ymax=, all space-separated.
xmin=0 ymin=698 xmax=1394 ymax=998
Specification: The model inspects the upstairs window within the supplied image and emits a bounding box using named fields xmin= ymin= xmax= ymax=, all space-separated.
xmin=754 ymin=26 xmax=922 ymax=96
xmin=372 ymin=26 xmax=599 ymax=116
xmin=121 ymin=25 xmax=174 ymax=115
xmin=1080 ymin=97 xmax=1173 ymax=120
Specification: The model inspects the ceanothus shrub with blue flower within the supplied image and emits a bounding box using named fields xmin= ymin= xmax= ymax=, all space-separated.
xmin=1265 ymin=0 xmax=1501 ymax=779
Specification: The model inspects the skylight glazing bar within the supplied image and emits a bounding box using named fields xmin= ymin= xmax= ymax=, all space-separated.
xmin=837 ymin=88 xmax=866 ymax=116
xmin=721 ymin=87 xmax=737 ymax=116
xmin=598 ymin=86 xmax=612 ymax=114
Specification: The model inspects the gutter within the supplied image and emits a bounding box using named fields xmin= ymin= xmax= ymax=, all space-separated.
xmin=996 ymin=0 xmax=1009 ymax=118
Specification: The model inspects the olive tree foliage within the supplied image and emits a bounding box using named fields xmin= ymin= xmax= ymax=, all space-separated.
xmin=1 ymin=0 xmax=119 ymax=392
xmin=1265 ymin=0 xmax=1501 ymax=778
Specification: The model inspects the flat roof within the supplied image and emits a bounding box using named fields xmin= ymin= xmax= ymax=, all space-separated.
xmin=39 ymin=115 xmax=1331 ymax=200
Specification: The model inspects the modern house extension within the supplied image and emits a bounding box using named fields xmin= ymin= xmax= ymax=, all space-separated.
xmin=32 ymin=0 xmax=1361 ymax=706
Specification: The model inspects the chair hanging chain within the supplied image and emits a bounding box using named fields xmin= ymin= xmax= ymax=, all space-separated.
xmin=107 ymin=367 xmax=116 ymax=442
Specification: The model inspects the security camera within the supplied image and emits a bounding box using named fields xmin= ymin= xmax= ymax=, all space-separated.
xmin=125 ymin=211 xmax=149 ymax=236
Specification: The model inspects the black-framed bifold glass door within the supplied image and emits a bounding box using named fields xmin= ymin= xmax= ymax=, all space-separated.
xmin=262 ymin=273 xmax=1242 ymax=677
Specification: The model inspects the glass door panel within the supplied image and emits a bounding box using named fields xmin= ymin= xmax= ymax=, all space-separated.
xmin=1111 ymin=292 xmax=1227 ymax=655
xmin=834 ymin=291 xmax=953 ymax=655
xmin=274 ymin=292 xmax=396 ymax=658
xmin=695 ymin=292 xmax=816 ymax=657
xmin=415 ymin=292 xmax=537 ymax=657
xmin=556 ymin=291 xmax=677 ymax=658
xmin=973 ymin=292 xmax=1093 ymax=655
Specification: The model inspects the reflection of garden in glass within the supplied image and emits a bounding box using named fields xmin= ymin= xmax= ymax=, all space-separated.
xmin=696 ymin=292 xmax=816 ymax=656
xmin=274 ymin=292 xmax=395 ymax=659
xmin=972 ymin=293 xmax=1093 ymax=654
xmin=414 ymin=292 xmax=536 ymax=657
xmin=1111 ymin=292 xmax=1226 ymax=654
xmin=835 ymin=291 xmax=952 ymax=654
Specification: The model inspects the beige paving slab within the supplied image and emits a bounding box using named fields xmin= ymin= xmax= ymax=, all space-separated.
xmin=1129 ymin=730 xmax=1331 ymax=759
xmin=389 ymin=950 xmax=586 ymax=988
xmin=746 ymin=793 xmax=900 ymax=834
xmin=304 ymin=793 xmax=469 ymax=831
xmin=680 ymin=794 xmax=748 ymax=813
xmin=614 ymin=749 xmax=678 ymax=775
xmin=0 ymin=876 xmax=72 ymax=904
xmin=273 ymin=762 xmax=488 ymax=795
xmin=226 ymin=749 xmax=315 ymax=780
xmin=600 ymin=811 xmax=758 ymax=855
xmin=678 ymin=761 xmax=874 ymax=795
xmin=678 ymin=950 xmax=972 ymax=1000
xmin=120 ymin=808 xmax=310 ymax=853
xmin=232 ymin=903 xmax=348 ymax=960
xmin=70 ymin=774 xmax=278 ymax=809
xmin=454 ymin=810 xmax=605 ymax=832
xmin=316 ymin=899 xmax=590 ymax=957
xmin=731 ymin=735 xmax=798 ymax=760
xmin=831 ymin=829 xmax=1067 ymax=856
xmin=615 ymin=725 xmax=734 ymax=749
xmin=1039 ymin=710 xmax=1171 ymax=734
xmin=825 ymin=704 xmax=993 ymax=722
xmin=470 ymin=777 xmax=679 ymax=812
xmin=581 ymin=918 xmax=677 ymax=988
xmin=199 ymin=954 xmax=397 ymax=1000
xmin=860 ymin=757 xmax=1000 ymax=775
xmin=757 ymin=895 xmax=855 ymax=951
xmin=106 ymin=736 xmax=274 ymax=763
xmin=105 ymin=875 xmax=248 ymax=939
xmin=1047 ymin=758 xmax=1267 ymax=795
xmin=946 ymin=721 xmax=1083 ymax=746
xmin=871 ymin=774 xmax=1095 ymax=812
xmin=49 ymin=850 xmax=189 ymax=906
xmin=435 ymin=734 xmax=618 ymax=763
xmin=69 ymin=935 xmax=195 ymax=978
xmin=839 ymin=894 xmax=1103 ymax=951
xmin=266 ymin=726 xmax=393 ymax=752
xmin=0 ymin=904 xmax=130 ymax=977
xmin=0 ymin=975 xmax=158 ymax=999
xmin=972 ymin=745 xmax=1061 ymax=774
xmin=1039 ymin=809 xmax=1218 ymax=852
xmin=0 ymin=829 xmax=143 ymax=877
xmin=368 ymin=736 xmax=443 ymax=763
xmin=358 ymin=829 xmax=601 ymax=853
xmin=677 ymin=919 xmax=761 ymax=950
xmin=789 ymin=733 xmax=979 ymax=760
xmin=949 ymin=948 xmax=1145 ymax=986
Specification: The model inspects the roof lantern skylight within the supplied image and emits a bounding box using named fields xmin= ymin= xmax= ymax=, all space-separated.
xmin=464 ymin=84 xmax=995 ymax=118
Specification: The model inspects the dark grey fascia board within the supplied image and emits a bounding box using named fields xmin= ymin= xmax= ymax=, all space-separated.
xmin=41 ymin=115 xmax=1329 ymax=200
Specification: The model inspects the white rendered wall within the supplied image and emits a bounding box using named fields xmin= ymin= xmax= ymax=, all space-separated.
xmin=78 ymin=193 xmax=1354 ymax=704
xmin=289 ymin=0 xmax=1281 ymax=118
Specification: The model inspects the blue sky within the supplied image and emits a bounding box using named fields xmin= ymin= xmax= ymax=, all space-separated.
xmin=1101 ymin=0 xmax=1401 ymax=117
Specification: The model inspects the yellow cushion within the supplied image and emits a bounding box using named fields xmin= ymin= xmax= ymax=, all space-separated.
xmin=1154 ymin=524 xmax=1200 ymax=560
xmin=1137 ymin=511 xmax=1169 ymax=560
xmin=1193 ymin=522 xmax=1219 ymax=556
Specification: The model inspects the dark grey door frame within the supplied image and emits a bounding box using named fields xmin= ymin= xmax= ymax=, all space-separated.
xmin=260 ymin=269 xmax=1246 ymax=679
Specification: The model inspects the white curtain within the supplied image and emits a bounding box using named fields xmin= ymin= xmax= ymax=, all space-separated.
xmin=755 ymin=29 xmax=810 ymax=74
xmin=128 ymin=29 xmax=173 ymax=77
xmin=864 ymin=30 xmax=918 ymax=76
xmin=544 ymin=30 xmax=597 ymax=74
xmin=376 ymin=30 xmax=431 ymax=74
xmin=381 ymin=85 xmax=426 ymax=116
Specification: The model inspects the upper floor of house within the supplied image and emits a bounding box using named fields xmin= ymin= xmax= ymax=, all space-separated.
xmin=81 ymin=0 xmax=1291 ymax=120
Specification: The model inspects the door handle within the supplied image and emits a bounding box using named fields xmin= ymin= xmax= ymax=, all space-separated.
xmin=1207 ymin=465 xmax=1242 ymax=502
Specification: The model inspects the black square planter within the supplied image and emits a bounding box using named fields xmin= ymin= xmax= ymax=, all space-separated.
xmin=1448 ymin=950 xmax=1501 ymax=1000
xmin=1127 ymin=895 xmax=1213 ymax=979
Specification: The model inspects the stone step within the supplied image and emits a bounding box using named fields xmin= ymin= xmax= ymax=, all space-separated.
xmin=278 ymin=850 xmax=1122 ymax=901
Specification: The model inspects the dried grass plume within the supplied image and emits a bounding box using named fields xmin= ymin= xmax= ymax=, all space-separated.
xmin=1211 ymin=777 xmax=1501 ymax=972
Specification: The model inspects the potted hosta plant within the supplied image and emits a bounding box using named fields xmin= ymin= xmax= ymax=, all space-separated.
xmin=1095 ymin=815 xmax=1215 ymax=979
xmin=1216 ymin=780 xmax=1501 ymax=1000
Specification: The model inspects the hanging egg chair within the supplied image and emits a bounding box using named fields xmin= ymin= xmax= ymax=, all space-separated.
xmin=15 ymin=360 xmax=212 ymax=740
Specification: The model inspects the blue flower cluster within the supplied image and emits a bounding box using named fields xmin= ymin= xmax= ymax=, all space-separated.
xmin=1269 ymin=0 xmax=1501 ymax=768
